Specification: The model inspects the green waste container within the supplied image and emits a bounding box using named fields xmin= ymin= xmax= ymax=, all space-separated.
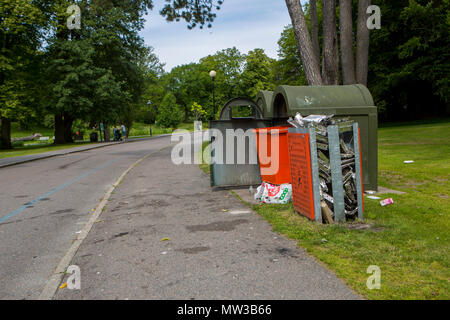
xmin=268 ymin=84 xmax=378 ymax=191
xmin=255 ymin=91 xmax=274 ymax=118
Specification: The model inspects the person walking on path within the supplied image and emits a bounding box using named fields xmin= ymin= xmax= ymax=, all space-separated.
xmin=113 ymin=126 xmax=118 ymax=141
xmin=121 ymin=124 xmax=127 ymax=142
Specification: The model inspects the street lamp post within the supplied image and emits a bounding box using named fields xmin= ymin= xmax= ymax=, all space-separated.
xmin=147 ymin=100 xmax=152 ymax=136
xmin=209 ymin=70 xmax=216 ymax=120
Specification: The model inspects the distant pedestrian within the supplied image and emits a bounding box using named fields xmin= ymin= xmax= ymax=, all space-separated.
xmin=113 ymin=126 xmax=119 ymax=141
xmin=121 ymin=124 xmax=127 ymax=142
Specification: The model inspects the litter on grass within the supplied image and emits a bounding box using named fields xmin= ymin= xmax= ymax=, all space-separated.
xmin=254 ymin=182 xmax=292 ymax=204
xmin=380 ymin=198 xmax=394 ymax=206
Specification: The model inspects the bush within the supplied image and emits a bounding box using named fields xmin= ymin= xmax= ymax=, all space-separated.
xmin=12 ymin=140 xmax=24 ymax=148
xmin=156 ymin=92 xmax=183 ymax=128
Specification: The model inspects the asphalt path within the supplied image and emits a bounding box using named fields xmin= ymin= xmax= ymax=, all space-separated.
xmin=53 ymin=134 xmax=358 ymax=300
xmin=0 ymin=137 xmax=172 ymax=299
xmin=1 ymin=132 xmax=357 ymax=300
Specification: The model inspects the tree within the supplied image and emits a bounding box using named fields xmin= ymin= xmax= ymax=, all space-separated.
xmin=340 ymin=0 xmax=357 ymax=84
xmin=200 ymin=47 xmax=246 ymax=116
xmin=191 ymin=102 xmax=207 ymax=121
xmin=240 ymin=49 xmax=275 ymax=98
xmin=156 ymin=92 xmax=183 ymax=128
xmin=285 ymin=0 xmax=322 ymax=85
xmin=137 ymin=47 xmax=166 ymax=124
xmin=160 ymin=0 xmax=224 ymax=29
xmin=166 ymin=63 xmax=210 ymax=121
xmin=368 ymin=0 xmax=449 ymax=121
xmin=285 ymin=0 xmax=373 ymax=86
xmin=356 ymin=0 xmax=371 ymax=86
xmin=0 ymin=0 xmax=45 ymax=149
xmin=1 ymin=0 xmax=225 ymax=147
xmin=310 ymin=0 xmax=320 ymax=63
xmin=273 ymin=26 xmax=307 ymax=86
xmin=322 ymin=0 xmax=339 ymax=84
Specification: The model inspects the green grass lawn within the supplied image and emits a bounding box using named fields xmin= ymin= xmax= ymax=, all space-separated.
xmin=200 ymin=120 xmax=450 ymax=300
xmin=0 ymin=142 xmax=97 ymax=159
xmin=129 ymin=121 xmax=207 ymax=137
xmin=1 ymin=121 xmax=207 ymax=159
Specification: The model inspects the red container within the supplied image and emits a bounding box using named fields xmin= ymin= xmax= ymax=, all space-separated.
xmin=254 ymin=126 xmax=292 ymax=185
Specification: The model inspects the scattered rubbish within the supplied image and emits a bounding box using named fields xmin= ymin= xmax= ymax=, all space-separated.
xmin=161 ymin=237 xmax=170 ymax=241
xmin=161 ymin=251 xmax=168 ymax=255
xmin=248 ymin=186 xmax=254 ymax=194
xmin=365 ymin=190 xmax=377 ymax=195
xmin=404 ymin=160 xmax=414 ymax=164
xmin=75 ymin=230 xmax=82 ymax=234
xmin=95 ymin=220 xmax=104 ymax=223
xmin=367 ymin=196 xmax=381 ymax=200
xmin=222 ymin=209 xmax=228 ymax=212
xmin=380 ymin=198 xmax=394 ymax=206
xmin=321 ymin=238 xmax=328 ymax=243
xmin=254 ymin=182 xmax=292 ymax=204
xmin=229 ymin=210 xmax=250 ymax=215
xmin=59 ymin=283 xmax=67 ymax=289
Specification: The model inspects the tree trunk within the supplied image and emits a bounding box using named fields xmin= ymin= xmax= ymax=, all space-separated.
xmin=184 ymin=105 xmax=189 ymax=122
xmin=0 ymin=117 xmax=12 ymax=149
xmin=285 ymin=0 xmax=323 ymax=85
xmin=356 ymin=0 xmax=371 ymax=86
xmin=63 ymin=113 xmax=74 ymax=143
xmin=104 ymin=122 xmax=110 ymax=142
xmin=54 ymin=114 xmax=66 ymax=144
xmin=310 ymin=0 xmax=320 ymax=65
xmin=322 ymin=0 xmax=339 ymax=85
xmin=340 ymin=0 xmax=357 ymax=84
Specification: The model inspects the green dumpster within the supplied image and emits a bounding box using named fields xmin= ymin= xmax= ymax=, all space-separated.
xmin=255 ymin=91 xmax=274 ymax=118
xmin=269 ymin=84 xmax=378 ymax=191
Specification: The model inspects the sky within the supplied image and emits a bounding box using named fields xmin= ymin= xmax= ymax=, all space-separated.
xmin=140 ymin=0 xmax=300 ymax=72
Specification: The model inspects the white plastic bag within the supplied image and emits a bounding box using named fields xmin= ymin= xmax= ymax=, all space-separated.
xmin=254 ymin=182 xmax=292 ymax=204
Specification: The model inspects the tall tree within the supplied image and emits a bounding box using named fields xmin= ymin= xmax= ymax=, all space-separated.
xmin=322 ymin=0 xmax=339 ymax=84
xmin=166 ymin=63 xmax=210 ymax=121
xmin=285 ymin=0 xmax=322 ymax=85
xmin=156 ymin=92 xmax=183 ymax=128
xmin=368 ymin=0 xmax=449 ymax=120
xmin=310 ymin=0 xmax=320 ymax=64
xmin=339 ymin=0 xmax=356 ymax=84
xmin=273 ymin=26 xmax=307 ymax=86
xmin=285 ymin=0 xmax=373 ymax=87
xmin=356 ymin=0 xmax=371 ymax=85
xmin=160 ymin=0 xmax=224 ymax=29
xmin=240 ymin=49 xmax=275 ymax=98
xmin=0 ymin=0 xmax=44 ymax=149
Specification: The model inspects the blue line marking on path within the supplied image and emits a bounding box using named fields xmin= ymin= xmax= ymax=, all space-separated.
xmin=0 ymin=158 xmax=119 ymax=224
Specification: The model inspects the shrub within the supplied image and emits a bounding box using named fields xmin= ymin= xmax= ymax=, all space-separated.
xmin=156 ymin=92 xmax=183 ymax=128
xmin=12 ymin=140 xmax=24 ymax=148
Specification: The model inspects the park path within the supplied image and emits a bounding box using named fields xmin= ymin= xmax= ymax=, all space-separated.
xmin=0 ymin=137 xmax=170 ymax=299
xmin=54 ymin=135 xmax=358 ymax=300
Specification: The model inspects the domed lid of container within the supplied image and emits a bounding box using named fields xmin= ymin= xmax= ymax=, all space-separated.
xmin=255 ymin=91 xmax=274 ymax=118
xmin=271 ymin=84 xmax=375 ymax=117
